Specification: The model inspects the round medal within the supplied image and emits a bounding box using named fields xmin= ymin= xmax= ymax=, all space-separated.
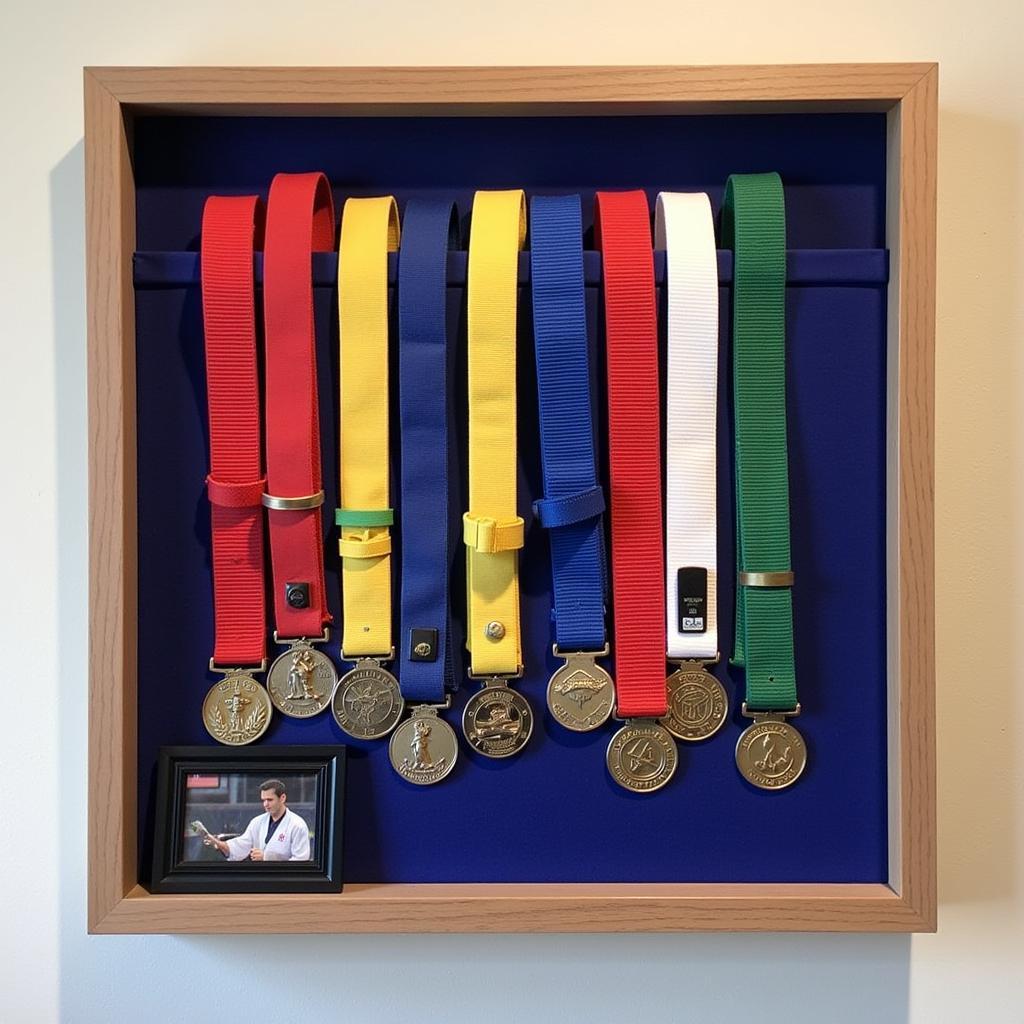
xmin=202 ymin=672 xmax=272 ymax=746
xmin=331 ymin=659 xmax=404 ymax=739
xmin=735 ymin=718 xmax=807 ymax=790
xmin=462 ymin=684 xmax=533 ymax=758
xmin=267 ymin=642 xmax=337 ymax=719
xmin=389 ymin=708 xmax=459 ymax=785
xmin=546 ymin=654 xmax=614 ymax=732
xmin=659 ymin=664 xmax=728 ymax=741
xmin=606 ymin=720 xmax=678 ymax=793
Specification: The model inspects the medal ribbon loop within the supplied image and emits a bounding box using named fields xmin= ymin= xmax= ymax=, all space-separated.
xmin=337 ymin=196 xmax=401 ymax=658
xmin=529 ymin=193 xmax=608 ymax=655
xmin=723 ymin=172 xmax=798 ymax=713
xmin=465 ymin=189 xmax=527 ymax=677
xmin=263 ymin=172 xmax=335 ymax=641
xmin=398 ymin=199 xmax=462 ymax=702
xmin=201 ymin=195 xmax=267 ymax=668
xmin=654 ymin=192 xmax=720 ymax=663
xmin=595 ymin=190 xmax=667 ymax=719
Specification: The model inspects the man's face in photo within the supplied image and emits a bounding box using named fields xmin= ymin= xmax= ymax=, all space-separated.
xmin=261 ymin=788 xmax=286 ymax=818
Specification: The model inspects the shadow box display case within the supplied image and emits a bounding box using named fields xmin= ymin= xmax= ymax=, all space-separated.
xmin=85 ymin=64 xmax=936 ymax=933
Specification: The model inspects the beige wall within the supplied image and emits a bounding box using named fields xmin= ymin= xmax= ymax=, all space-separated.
xmin=2 ymin=1 xmax=1021 ymax=1020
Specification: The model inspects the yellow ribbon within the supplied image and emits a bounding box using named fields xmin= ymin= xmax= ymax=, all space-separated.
xmin=337 ymin=196 xmax=400 ymax=657
xmin=466 ymin=189 xmax=527 ymax=675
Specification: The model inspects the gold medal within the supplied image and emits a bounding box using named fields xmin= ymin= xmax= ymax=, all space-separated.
xmin=267 ymin=640 xmax=337 ymax=718
xmin=331 ymin=657 xmax=404 ymax=739
xmin=462 ymin=678 xmax=533 ymax=758
xmin=659 ymin=661 xmax=728 ymax=741
xmin=389 ymin=705 xmax=459 ymax=785
xmin=202 ymin=672 xmax=272 ymax=746
xmin=735 ymin=711 xmax=807 ymax=790
xmin=546 ymin=647 xmax=614 ymax=732
xmin=606 ymin=719 xmax=678 ymax=793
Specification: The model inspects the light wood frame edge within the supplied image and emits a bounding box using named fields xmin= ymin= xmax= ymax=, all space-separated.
xmin=888 ymin=63 xmax=937 ymax=932
xmin=85 ymin=64 xmax=937 ymax=935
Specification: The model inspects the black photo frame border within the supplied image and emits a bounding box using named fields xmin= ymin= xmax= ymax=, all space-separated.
xmin=149 ymin=745 xmax=346 ymax=894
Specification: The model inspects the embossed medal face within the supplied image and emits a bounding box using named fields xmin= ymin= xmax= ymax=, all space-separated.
xmin=462 ymin=684 xmax=533 ymax=758
xmin=659 ymin=665 xmax=728 ymax=741
xmin=331 ymin=660 xmax=405 ymax=739
xmin=735 ymin=719 xmax=807 ymax=790
xmin=388 ymin=708 xmax=459 ymax=785
xmin=267 ymin=642 xmax=337 ymax=718
xmin=546 ymin=655 xmax=615 ymax=732
xmin=203 ymin=673 xmax=272 ymax=746
xmin=606 ymin=721 xmax=678 ymax=793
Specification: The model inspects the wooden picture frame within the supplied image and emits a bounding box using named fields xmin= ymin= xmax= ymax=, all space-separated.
xmin=86 ymin=63 xmax=936 ymax=934
xmin=149 ymin=746 xmax=346 ymax=894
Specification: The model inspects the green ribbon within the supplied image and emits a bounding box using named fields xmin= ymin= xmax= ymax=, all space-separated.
xmin=723 ymin=172 xmax=798 ymax=712
xmin=334 ymin=508 xmax=394 ymax=528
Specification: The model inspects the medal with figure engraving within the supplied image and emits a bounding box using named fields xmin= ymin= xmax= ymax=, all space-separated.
xmin=530 ymin=194 xmax=615 ymax=733
xmin=462 ymin=189 xmax=532 ymax=757
xmin=266 ymin=638 xmax=336 ymax=718
xmin=654 ymin=191 xmax=728 ymax=744
xmin=331 ymin=656 xmax=405 ymax=739
xmin=389 ymin=705 xmax=459 ymax=785
xmin=606 ymin=719 xmax=678 ymax=793
xmin=203 ymin=672 xmax=272 ymax=746
xmin=735 ymin=711 xmax=807 ymax=790
xmin=261 ymin=171 xmax=338 ymax=722
xmin=724 ymin=173 xmax=807 ymax=789
xmin=597 ymin=189 xmax=677 ymax=791
xmin=332 ymin=195 xmax=404 ymax=741
xmin=387 ymin=200 xmax=463 ymax=782
xmin=198 ymin=194 xmax=273 ymax=745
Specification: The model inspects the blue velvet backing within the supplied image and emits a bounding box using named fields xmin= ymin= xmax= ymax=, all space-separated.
xmin=134 ymin=113 xmax=889 ymax=883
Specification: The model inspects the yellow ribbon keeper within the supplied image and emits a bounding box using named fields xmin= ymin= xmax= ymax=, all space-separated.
xmin=338 ymin=531 xmax=393 ymax=560
xmin=462 ymin=513 xmax=525 ymax=554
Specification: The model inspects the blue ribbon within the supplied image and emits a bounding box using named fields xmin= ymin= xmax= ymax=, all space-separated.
xmin=529 ymin=194 xmax=608 ymax=653
xmin=398 ymin=199 xmax=461 ymax=701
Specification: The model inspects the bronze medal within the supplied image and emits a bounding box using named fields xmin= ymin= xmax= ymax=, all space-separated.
xmin=202 ymin=672 xmax=272 ymax=746
xmin=659 ymin=662 xmax=728 ymax=741
xmin=331 ymin=658 xmax=404 ymax=739
xmin=546 ymin=650 xmax=615 ymax=732
xmin=389 ymin=705 xmax=459 ymax=785
xmin=735 ymin=716 xmax=807 ymax=790
xmin=606 ymin=720 xmax=678 ymax=793
xmin=462 ymin=680 xmax=533 ymax=758
xmin=267 ymin=640 xmax=336 ymax=718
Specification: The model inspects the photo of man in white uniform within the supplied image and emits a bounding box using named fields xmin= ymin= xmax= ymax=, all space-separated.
xmin=203 ymin=778 xmax=311 ymax=862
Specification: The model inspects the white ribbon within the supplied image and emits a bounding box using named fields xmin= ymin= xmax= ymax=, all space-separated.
xmin=655 ymin=192 xmax=719 ymax=661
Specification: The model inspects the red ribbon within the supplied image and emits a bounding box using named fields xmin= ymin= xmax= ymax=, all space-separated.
xmin=263 ymin=172 xmax=336 ymax=639
xmin=595 ymin=190 xmax=667 ymax=717
xmin=201 ymin=195 xmax=267 ymax=666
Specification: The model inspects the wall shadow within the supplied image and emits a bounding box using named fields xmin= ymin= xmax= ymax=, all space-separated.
xmin=52 ymin=138 xmax=89 ymax=1023
xmin=932 ymin=107 xmax=1020 ymax=907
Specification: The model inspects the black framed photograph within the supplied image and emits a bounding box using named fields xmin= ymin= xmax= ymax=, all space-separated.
xmin=149 ymin=745 xmax=346 ymax=893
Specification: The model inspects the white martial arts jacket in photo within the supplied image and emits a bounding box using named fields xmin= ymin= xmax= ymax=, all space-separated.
xmin=224 ymin=809 xmax=311 ymax=861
